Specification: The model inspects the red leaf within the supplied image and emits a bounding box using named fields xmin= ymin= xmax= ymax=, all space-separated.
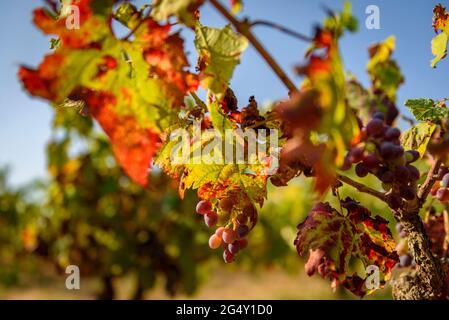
xmin=79 ymin=89 xmax=161 ymax=186
xmin=18 ymin=54 xmax=63 ymax=101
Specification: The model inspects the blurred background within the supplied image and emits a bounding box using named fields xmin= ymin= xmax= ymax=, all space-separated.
xmin=0 ymin=0 xmax=447 ymax=299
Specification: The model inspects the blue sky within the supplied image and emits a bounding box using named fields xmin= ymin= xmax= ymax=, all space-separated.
xmin=0 ymin=0 xmax=448 ymax=185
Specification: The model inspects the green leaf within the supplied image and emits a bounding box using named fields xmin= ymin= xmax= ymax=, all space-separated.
xmin=431 ymin=32 xmax=448 ymax=68
xmin=430 ymin=4 xmax=449 ymax=68
xmin=195 ymin=24 xmax=248 ymax=97
xmin=208 ymin=101 xmax=235 ymax=136
xmin=401 ymin=122 xmax=436 ymax=157
xmin=323 ymin=1 xmax=358 ymax=36
xmin=405 ymin=99 xmax=449 ymax=122
xmin=114 ymin=2 xmax=139 ymax=28
xmin=155 ymin=120 xmax=269 ymax=206
xmin=366 ymin=36 xmax=403 ymax=100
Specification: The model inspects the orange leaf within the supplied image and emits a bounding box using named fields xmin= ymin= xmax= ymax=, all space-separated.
xmin=80 ymin=89 xmax=161 ymax=186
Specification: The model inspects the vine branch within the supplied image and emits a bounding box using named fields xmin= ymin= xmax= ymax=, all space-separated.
xmin=249 ymin=20 xmax=313 ymax=42
xmin=208 ymin=0 xmax=297 ymax=93
xmin=336 ymin=174 xmax=386 ymax=202
xmin=418 ymin=159 xmax=442 ymax=202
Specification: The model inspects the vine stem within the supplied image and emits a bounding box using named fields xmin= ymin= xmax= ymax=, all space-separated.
xmin=336 ymin=174 xmax=386 ymax=202
xmin=391 ymin=157 xmax=446 ymax=299
xmin=190 ymin=92 xmax=207 ymax=111
xmin=418 ymin=159 xmax=442 ymax=202
xmin=208 ymin=0 xmax=297 ymax=93
xmin=249 ymin=20 xmax=313 ymax=42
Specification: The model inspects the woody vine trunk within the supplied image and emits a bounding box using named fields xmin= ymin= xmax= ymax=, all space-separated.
xmin=392 ymin=206 xmax=446 ymax=299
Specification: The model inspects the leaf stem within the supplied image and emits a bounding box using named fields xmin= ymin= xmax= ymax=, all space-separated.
xmin=249 ymin=20 xmax=313 ymax=42
xmin=418 ymin=159 xmax=442 ymax=202
xmin=208 ymin=0 xmax=297 ymax=93
xmin=190 ymin=92 xmax=208 ymax=111
xmin=336 ymin=174 xmax=386 ymax=202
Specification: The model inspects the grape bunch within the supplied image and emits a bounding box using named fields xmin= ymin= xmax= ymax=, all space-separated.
xmin=196 ymin=199 xmax=252 ymax=263
xmin=395 ymin=223 xmax=416 ymax=268
xmin=342 ymin=112 xmax=420 ymax=209
xmin=430 ymin=165 xmax=449 ymax=203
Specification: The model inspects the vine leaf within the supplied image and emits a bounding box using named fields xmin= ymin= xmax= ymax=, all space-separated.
xmin=195 ymin=24 xmax=248 ymax=97
xmin=151 ymin=0 xmax=204 ymax=27
xmin=80 ymin=90 xmax=161 ymax=186
xmin=405 ymin=99 xmax=449 ymax=122
xmin=401 ymin=122 xmax=436 ymax=157
xmin=275 ymin=4 xmax=360 ymax=193
xmin=367 ymin=36 xmax=404 ymax=101
xmin=431 ymin=32 xmax=448 ymax=68
xmin=32 ymin=0 xmax=113 ymax=49
xmin=431 ymin=4 xmax=449 ymax=68
xmin=18 ymin=1 xmax=198 ymax=186
xmin=155 ymin=117 xmax=269 ymax=206
xmin=209 ymin=101 xmax=236 ymax=135
xmin=295 ymin=199 xmax=398 ymax=297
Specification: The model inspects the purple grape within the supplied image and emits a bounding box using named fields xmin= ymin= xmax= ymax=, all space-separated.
xmin=380 ymin=142 xmax=403 ymax=160
xmin=394 ymin=165 xmax=410 ymax=182
xmin=341 ymin=156 xmax=352 ymax=170
xmin=398 ymin=254 xmax=413 ymax=267
xmin=387 ymin=194 xmax=402 ymax=210
xmin=400 ymin=186 xmax=416 ymax=201
xmin=406 ymin=165 xmax=420 ymax=181
xmin=436 ymin=188 xmax=449 ymax=203
xmin=380 ymin=142 xmax=396 ymax=159
xmin=381 ymin=171 xmax=394 ymax=184
xmin=438 ymin=166 xmax=449 ymax=180
xmin=355 ymin=163 xmax=369 ymax=177
xmin=204 ymin=212 xmax=218 ymax=228
xmin=393 ymin=145 xmax=405 ymax=159
xmin=362 ymin=154 xmax=379 ymax=168
xmin=372 ymin=112 xmax=385 ymax=121
xmin=385 ymin=127 xmax=401 ymax=141
xmin=223 ymin=249 xmax=234 ymax=263
xmin=348 ymin=147 xmax=364 ymax=163
xmin=228 ymin=242 xmax=240 ymax=254
xmin=366 ymin=119 xmax=385 ymax=137
xmin=237 ymin=225 xmax=249 ymax=238
xmin=385 ymin=100 xmax=399 ymax=125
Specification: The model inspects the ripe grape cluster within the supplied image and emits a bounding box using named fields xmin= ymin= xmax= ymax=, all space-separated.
xmin=342 ymin=112 xmax=420 ymax=209
xmin=430 ymin=165 xmax=449 ymax=203
xmin=196 ymin=199 xmax=251 ymax=263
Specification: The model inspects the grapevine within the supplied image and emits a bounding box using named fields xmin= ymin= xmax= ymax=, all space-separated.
xmin=18 ymin=0 xmax=449 ymax=299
